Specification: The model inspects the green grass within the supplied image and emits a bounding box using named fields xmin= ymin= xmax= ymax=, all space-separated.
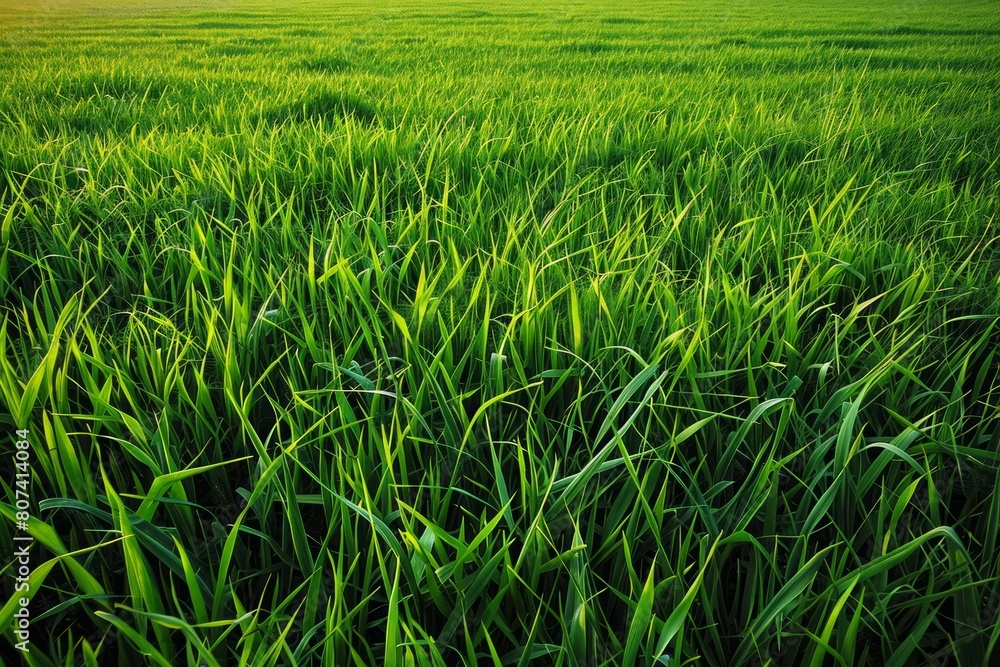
xmin=1 ymin=0 xmax=999 ymax=664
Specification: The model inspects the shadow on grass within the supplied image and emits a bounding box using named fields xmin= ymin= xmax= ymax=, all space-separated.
xmin=287 ymin=27 xmax=325 ymax=37
xmin=757 ymin=26 xmax=1000 ymax=39
xmin=265 ymin=91 xmax=377 ymax=126
xmin=300 ymin=57 xmax=352 ymax=74
xmin=600 ymin=17 xmax=647 ymax=25
xmin=559 ymin=41 xmax=623 ymax=54
xmin=193 ymin=20 xmax=248 ymax=30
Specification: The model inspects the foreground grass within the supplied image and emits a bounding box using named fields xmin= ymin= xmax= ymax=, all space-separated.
xmin=1 ymin=0 xmax=999 ymax=664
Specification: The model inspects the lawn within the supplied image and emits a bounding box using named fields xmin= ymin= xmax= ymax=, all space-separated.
xmin=1 ymin=0 xmax=999 ymax=664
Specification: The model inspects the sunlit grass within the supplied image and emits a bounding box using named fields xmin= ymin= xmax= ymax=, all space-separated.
xmin=1 ymin=0 xmax=999 ymax=665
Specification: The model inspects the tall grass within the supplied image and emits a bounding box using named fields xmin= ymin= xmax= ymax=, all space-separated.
xmin=1 ymin=0 xmax=999 ymax=664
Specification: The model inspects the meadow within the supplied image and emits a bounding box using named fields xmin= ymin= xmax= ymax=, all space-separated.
xmin=1 ymin=0 xmax=999 ymax=664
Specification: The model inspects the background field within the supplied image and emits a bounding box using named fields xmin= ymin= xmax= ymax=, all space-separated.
xmin=2 ymin=0 xmax=1000 ymax=665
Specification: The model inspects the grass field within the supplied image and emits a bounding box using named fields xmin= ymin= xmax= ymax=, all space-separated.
xmin=2 ymin=0 xmax=1000 ymax=664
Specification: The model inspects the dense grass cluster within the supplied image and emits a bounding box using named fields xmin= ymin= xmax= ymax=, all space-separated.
xmin=2 ymin=0 xmax=999 ymax=664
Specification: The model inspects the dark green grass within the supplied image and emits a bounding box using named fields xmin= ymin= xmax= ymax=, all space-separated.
xmin=1 ymin=0 xmax=999 ymax=665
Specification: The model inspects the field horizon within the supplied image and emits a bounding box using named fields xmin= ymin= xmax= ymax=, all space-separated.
xmin=2 ymin=0 xmax=999 ymax=665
